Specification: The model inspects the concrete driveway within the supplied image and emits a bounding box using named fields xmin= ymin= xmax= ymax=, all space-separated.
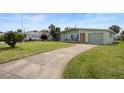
xmin=0 ymin=42 xmax=4 ymax=45
xmin=0 ymin=44 xmax=96 ymax=79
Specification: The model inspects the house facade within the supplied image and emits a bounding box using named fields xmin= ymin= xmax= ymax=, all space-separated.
xmin=60 ymin=28 xmax=115 ymax=44
xmin=24 ymin=30 xmax=52 ymax=40
xmin=0 ymin=32 xmax=3 ymax=36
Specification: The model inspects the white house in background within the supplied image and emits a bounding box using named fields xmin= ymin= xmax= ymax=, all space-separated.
xmin=0 ymin=32 xmax=3 ymax=36
xmin=24 ymin=31 xmax=41 ymax=40
xmin=60 ymin=28 xmax=115 ymax=44
xmin=24 ymin=30 xmax=52 ymax=40
xmin=114 ymin=30 xmax=124 ymax=39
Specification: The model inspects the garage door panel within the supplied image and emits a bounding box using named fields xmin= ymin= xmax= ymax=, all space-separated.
xmin=88 ymin=33 xmax=103 ymax=44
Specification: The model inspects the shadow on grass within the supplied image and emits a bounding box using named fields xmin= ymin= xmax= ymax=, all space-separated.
xmin=0 ymin=46 xmax=19 ymax=52
xmin=113 ymin=41 xmax=120 ymax=45
xmin=107 ymin=41 xmax=120 ymax=46
xmin=98 ymin=41 xmax=120 ymax=46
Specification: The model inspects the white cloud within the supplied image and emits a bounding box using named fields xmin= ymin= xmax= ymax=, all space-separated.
xmin=58 ymin=14 xmax=119 ymax=30
xmin=0 ymin=14 xmax=20 ymax=23
xmin=0 ymin=14 xmax=47 ymax=31
xmin=0 ymin=14 xmax=46 ymax=24
xmin=0 ymin=13 xmax=124 ymax=31
xmin=81 ymin=14 xmax=117 ymax=23
xmin=22 ymin=14 xmax=46 ymax=24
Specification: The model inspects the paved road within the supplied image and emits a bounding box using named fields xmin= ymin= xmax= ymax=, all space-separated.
xmin=0 ymin=44 xmax=96 ymax=79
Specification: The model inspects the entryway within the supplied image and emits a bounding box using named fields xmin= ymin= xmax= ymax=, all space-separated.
xmin=80 ymin=33 xmax=85 ymax=43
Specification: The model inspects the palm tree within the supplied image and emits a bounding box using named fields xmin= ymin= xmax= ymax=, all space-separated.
xmin=109 ymin=25 xmax=121 ymax=33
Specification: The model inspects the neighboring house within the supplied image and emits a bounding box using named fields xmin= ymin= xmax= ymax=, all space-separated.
xmin=60 ymin=28 xmax=115 ymax=44
xmin=114 ymin=33 xmax=121 ymax=39
xmin=24 ymin=30 xmax=52 ymax=40
xmin=114 ymin=30 xmax=124 ymax=40
xmin=41 ymin=29 xmax=53 ymax=40
xmin=24 ymin=31 xmax=41 ymax=40
xmin=0 ymin=32 xmax=3 ymax=36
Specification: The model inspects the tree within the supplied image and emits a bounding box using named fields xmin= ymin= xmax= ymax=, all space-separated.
xmin=2 ymin=31 xmax=25 ymax=48
xmin=48 ymin=24 xmax=56 ymax=40
xmin=48 ymin=24 xmax=61 ymax=41
xmin=41 ymin=34 xmax=48 ymax=41
xmin=0 ymin=35 xmax=4 ymax=41
xmin=120 ymin=31 xmax=124 ymax=41
xmin=17 ymin=29 xmax=22 ymax=33
xmin=109 ymin=25 xmax=121 ymax=33
xmin=56 ymin=27 xmax=60 ymax=40
xmin=34 ymin=30 xmax=37 ymax=33
xmin=17 ymin=34 xmax=26 ymax=42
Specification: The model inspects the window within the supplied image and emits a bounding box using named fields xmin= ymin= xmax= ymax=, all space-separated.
xmin=77 ymin=34 xmax=79 ymax=39
xmin=71 ymin=34 xmax=73 ymax=40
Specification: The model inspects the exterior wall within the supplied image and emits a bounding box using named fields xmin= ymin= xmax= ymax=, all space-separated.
xmin=103 ymin=32 xmax=114 ymax=44
xmin=0 ymin=33 xmax=3 ymax=36
xmin=25 ymin=31 xmax=52 ymax=40
xmin=25 ymin=32 xmax=41 ymax=40
xmin=61 ymin=30 xmax=79 ymax=41
xmin=79 ymin=29 xmax=105 ymax=43
xmin=61 ymin=29 xmax=114 ymax=44
xmin=79 ymin=29 xmax=114 ymax=44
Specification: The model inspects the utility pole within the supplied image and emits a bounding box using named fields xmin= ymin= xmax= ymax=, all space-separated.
xmin=20 ymin=13 xmax=25 ymax=32
xmin=75 ymin=25 xmax=76 ymax=28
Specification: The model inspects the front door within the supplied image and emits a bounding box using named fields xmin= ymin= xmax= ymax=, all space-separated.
xmin=80 ymin=33 xmax=85 ymax=43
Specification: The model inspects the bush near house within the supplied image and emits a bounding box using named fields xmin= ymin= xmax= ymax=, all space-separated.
xmin=41 ymin=34 xmax=48 ymax=41
xmin=120 ymin=31 xmax=124 ymax=41
xmin=120 ymin=35 xmax=124 ymax=41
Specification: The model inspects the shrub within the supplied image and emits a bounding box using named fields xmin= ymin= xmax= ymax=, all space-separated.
xmin=0 ymin=35 xmax=4 ymax=41
xmin=17 ymin=34 xmax=26 ymax=42
xmin=120 ymin=35 xmax=124 ymax=41
xmin=3 ymin=31 xmax=25 ymax=48
xmin=41 ymin=34 xmax=48 ymax=41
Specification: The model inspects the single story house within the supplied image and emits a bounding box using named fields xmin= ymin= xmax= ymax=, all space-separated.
xmin=0 ymin=32 xmax=3 ymax=36
xmin=60 ymin=28 xmax=115 ymax=44
xmin=24 ymin=30 xmax=52 ymax=41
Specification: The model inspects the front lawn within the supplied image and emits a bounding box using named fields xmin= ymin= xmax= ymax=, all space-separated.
xmin=0 ymin=41 xmax=71 ymax=64
xmin=64 ymin=41 xmax=124 ymax=79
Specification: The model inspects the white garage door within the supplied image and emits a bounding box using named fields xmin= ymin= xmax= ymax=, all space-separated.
xmin=88 ymin=33 xmax=103 ymax=44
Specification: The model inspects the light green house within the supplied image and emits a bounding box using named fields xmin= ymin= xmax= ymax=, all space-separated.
xmin=60 ymin=28 xmax=115 ymax=44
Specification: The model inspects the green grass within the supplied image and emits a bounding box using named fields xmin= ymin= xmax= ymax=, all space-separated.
xmin=0 ymin=41 xmax=71 ymax=64
xmin=64 ymin=41 xmax=124 ymax=79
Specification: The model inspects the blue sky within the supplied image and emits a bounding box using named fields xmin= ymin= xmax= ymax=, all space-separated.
xmin=0 ymin=13 xmax=124 ymax=32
